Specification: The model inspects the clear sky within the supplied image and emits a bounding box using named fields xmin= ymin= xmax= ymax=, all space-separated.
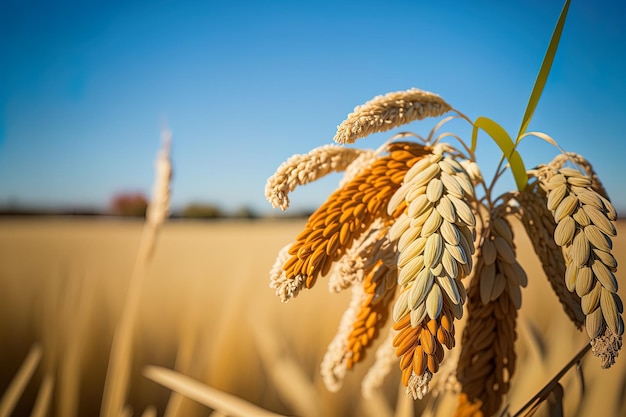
xmin=1 ymin=0 xmax=625 ymax=216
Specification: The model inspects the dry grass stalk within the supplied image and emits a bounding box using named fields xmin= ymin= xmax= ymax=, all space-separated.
xmin=30 ymin=374 xmax=54 ymax=417
xmin=100 ymin=132 xmax=172 ymax=417
xmin=143 ymin=366 xmax=289 ymax=417
xmin=0 ymin=344 xmax=42 ymax=417
xmin=265 ymin=145 xmax=371 ymax=211
xmin=333 ymin=88 xmax=452 ymax=144
xmin=455 ymin=213 xmax=525 ymax=417
xmin=514 ymin=186 xmax=586 ymax=328
xmin=272 ymin=141 xmax=430 ymax=300
xmin=533 ymin=164 xmax=623 ymax=367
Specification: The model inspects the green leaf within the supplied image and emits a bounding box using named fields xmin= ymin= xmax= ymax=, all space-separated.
xmin=473 ymin=117 xmax=527 ymax=191
xmin=516 ymin=0 xmax=571 ymax=140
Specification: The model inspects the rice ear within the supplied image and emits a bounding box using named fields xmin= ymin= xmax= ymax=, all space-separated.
xmin=334 ymin=88 xmax=452 ymax=144
xmin=515 ymin=185 xmax=586 ymax=329
xmin=455 ymin=212 xmax=520 ymax=417
xmin=279 ymin=142 xmax=429 ymax=292
xmin=265 ymin=145 xmax=371 ymax=211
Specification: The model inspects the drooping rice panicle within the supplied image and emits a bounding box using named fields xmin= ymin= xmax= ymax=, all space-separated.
xmin=277 ymin=142 xmax=430 ymax=294
xmin=333 ymin=88 xmax=452 ymax=145
xmin=389 ymin=145 xmax=476 ymax=324
xmin=265 ymin=145 xmax=371 ymax=211
xmin=534 ymin=164 xmax=622 ymax=367
xmin=386 ymin=144 xmax=477 ymax=396
xmin=345 ymin=261 xmax=397 ymax=368
xmin=455 ymin=212 xmax=524 ymax=417
xmin=515 ymin=186 xmax=586 ymax=328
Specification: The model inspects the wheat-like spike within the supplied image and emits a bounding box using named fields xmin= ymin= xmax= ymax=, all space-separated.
xmin=455 ymin=211 xmax=521 ymax=417
xmin=146 ymin=130 xmax=173 ymax=227
xmin=280 ymin=142 xmax=430 ymax=292
xmin=265 ymin=145 xmax=370 ymax=210
xmin=515 ymin=185 xmax=586 ymax=328
xmin=333 ymin=88 xmax=452 ymax=144
xmin=535 ymin=165 xmax=623 ymax=365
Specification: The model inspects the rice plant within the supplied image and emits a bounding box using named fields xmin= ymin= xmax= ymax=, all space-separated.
xmin=264 ymin=1 xmax=622 ymax=415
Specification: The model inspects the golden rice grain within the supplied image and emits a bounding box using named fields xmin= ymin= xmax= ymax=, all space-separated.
xmin=583 ymin=204 xmax=617 ymax=236
xmin=600 ymin=287 xmax=624 ymax=337
xmin=584 ymin=224 xmax=612 ymax=252
xmin=333 ymin=88 xmax=452 ymax=144
xmin=581 ymin=283 xmax=601 ymax=315
xmin=554 ymin=215 xmax=576 ymax=246
xmin=436 ymin=195 xmax=457 ymax=224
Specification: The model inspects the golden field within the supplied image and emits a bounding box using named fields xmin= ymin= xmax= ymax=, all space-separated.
xmin=0 ymin=217 xmax=625 ymax=417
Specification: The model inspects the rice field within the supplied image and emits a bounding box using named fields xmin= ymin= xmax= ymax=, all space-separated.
xmin=0 ymin=217 xmax=624 ymax=417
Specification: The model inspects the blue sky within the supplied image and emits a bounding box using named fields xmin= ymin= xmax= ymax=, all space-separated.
xmin=1 ymin=0 xmax=625 ymax=215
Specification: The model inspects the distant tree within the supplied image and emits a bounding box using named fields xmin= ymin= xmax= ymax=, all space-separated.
xmin=110 ymin=192 xmax=148 ymax=217
xmin=231 ymin=206 xmax=258 ymax=219
xmin=181 ymin=203 xmax=222 ymax=219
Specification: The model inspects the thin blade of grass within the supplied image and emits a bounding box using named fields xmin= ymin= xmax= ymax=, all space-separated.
xmin=513 ymin=343 xmax=590 ymax=417
xmin=29 ymin=374 xmax=54 ymax=417
xmin=521 ymin=383 xmax=564 ymax=417
xmin=0 ymin=344 xmax=43 ymax=417
xmin=143 ymin=366 xmax=288 ymax=417
xmin=516 ymin=0 xmax=571 ymax=139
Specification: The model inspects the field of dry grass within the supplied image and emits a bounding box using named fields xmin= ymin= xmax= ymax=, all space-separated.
xmin=0 ymin=217 xmax=624 ymax=417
